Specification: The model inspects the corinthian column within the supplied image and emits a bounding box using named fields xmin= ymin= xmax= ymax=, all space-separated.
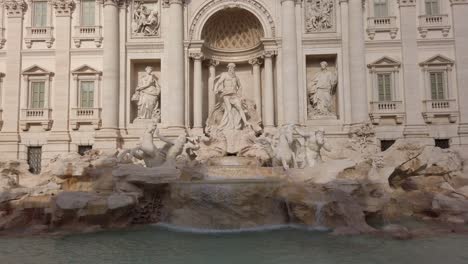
xmin=96 ymin=0 xmax=120 ymax=150
xmin=164 ymin=0 xmax=185 ymax=128
xmin=281 ymin=0 xmax=299 ymax=125
xmin=450 ymin=0 xmax=468 ymax=141
xmin=207 ymin=60 xmax=219 ymax=113
xmin=398 ymin=0 xmax=428 ymax=137
xmin=190 ymin=52 xmax=203 ymax=130
xmin=249 ymin=57 xmax=263 ymax=119
xmin=47 ymin=0 xmax=74 ymax=155
xmin=263 ymin=50 xmax=277 ymax=129
xmin=348 ymin=0 xmax=368 ymax=124
xmin=0 ymin=0 xmax=26 ymax=159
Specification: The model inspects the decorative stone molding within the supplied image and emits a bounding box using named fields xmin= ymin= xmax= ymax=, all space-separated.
xmin=397 ymin=0 xmax=416 ymax=7
xmin=263 ymin=50 xmax=277 ymax=58
xmin=304 ymin=0 xmax=336 ymax=33
xmin=49 ymin=0 xmax=75 ymax=16
xmin=3 ymin=0 xmax=26 ymax=17
xmin=189 ymin=52 xmax=204 ymax=60
xmin=189 ymin=0 xmax=276 ymax=41
xmin=103 ymin=0 xmax=121 ymax=6
xmin=162 ymin=0 xmax=184 ymax=7
xmin=450 ymin=0 xmax=468 ymax=5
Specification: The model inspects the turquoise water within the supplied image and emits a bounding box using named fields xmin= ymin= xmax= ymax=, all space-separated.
xmin=1 ymin=225 xmax=468 ymax=264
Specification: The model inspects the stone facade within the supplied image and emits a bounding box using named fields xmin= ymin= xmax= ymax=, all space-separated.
xmin=0 ymin=0 xmax=467 ymax=168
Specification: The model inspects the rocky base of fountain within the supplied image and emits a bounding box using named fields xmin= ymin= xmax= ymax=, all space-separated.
xmin=1 ymin=139 xmax=468 ymax=239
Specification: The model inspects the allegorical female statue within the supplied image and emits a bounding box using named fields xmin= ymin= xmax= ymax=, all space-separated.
xmin=307 ymin=61 xmax=338 ymax=117
xmin=132 ymin=66 xmax=161 ymax=121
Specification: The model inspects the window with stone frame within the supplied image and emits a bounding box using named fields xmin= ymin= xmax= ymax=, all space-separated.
xmin=367 ymin=57 xmax=401 ymax=102
xmin=79 ymin=81 xmax=95 ymax=108
xmin=30 ymin=81 xmax=46 ymax=108
xmin=32 ymin=0 xmax=48 ymax=27
xmin=81 ymin=0 xmax=96 ymax=26
xmin=429 ymin=71 xmax=446 ymax=100
xmin=425 ymin=0 xmax=440 ymax=16
xmin=420 ymin=55 xmax=454 ymax=101
xmin=374 ymin=0 xmax=388 ymax=17
xmin=377 ymin=72 xmax=392 ymax=101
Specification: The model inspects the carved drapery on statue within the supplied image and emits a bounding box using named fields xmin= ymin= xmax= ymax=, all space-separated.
xmin=205 ymin=63 xmax=262 ymax=154
xmin=131 ymin=66 xmax=161 ymax=122
xmin=307 ymin=61 xmax=338 ymax=118
xmin=132 ymin=0 xmax=161 ymax=37
xmin=304 ymin=0 xmax=335 ymax=33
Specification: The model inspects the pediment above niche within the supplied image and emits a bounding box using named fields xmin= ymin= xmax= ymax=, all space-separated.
xmin=420 ymin=55 xmax=454 ymax=66
xmin=367 ymin=56 xmax=401 ymax=68
xmin=22 ymin=65 xmax=53 ymax=76
xmin=71 ymin=65 xmax=102 ymax=75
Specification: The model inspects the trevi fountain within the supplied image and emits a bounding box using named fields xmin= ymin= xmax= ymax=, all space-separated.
xmin=1 ymin=0 xmax=468 ymax=263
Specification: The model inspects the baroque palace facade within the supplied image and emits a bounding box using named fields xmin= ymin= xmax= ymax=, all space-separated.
xmin=0 ymin=0 xmax=467 ymax=170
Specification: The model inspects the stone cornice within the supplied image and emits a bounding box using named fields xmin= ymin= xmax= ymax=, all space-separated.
xmin=398 ymin=0 xmax=416 ymax=7
xmin=49 ymin=0 xmax=75 ymax=16
xmin=3 ymin=0 xmax=26 ymax=17
xmin=450 ymin=0 xmax=468 ymax=5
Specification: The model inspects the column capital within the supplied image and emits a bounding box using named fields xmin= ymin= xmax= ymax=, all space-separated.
xmin=280 ymin=0 xmax=300 ymax=5
xmin=398 ymin=0 xmax=416 ymax=7
xmin=338 ymin=0 xmax=349 ymax=3
xmin=450 ymin=0 xmax=468 ymax=5
xmin=49 ymin=0 xmax=75 ymax=16
xmin=163 ymin=0 xmax=184 ymax=7
xmin=205 ymin=59 xmax=220 ymax=68
xmin=189 ymin=52 xmax=204 ymax=61
xmin=264 ymin=50 xmax=278 ymax=58
xmin=248 ymin=57 xmax=263 ymax=66
xmin=103 ymin=0 xmax=121 ymax=7
xmin=4 ymin=0 xmax=26 ymax=17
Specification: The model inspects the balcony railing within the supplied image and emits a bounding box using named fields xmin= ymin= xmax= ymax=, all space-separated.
xmin=70 ymin=108 xmax=102 ymax=130
xmin=369 ymin=101 xmax=405 ymax=125
xmin=423 ymin=99 xmax=458 ymax=123
xmin=73 ymin=26 xmax=103 ymax=48
xmin=366 ymin=16 xmax=398 ymax=39
xmin=25 ymin=26 xmax=54 ymax=48
xmin=20 ymin=108 xmax=53 ymax=131
xmin=418 ymin=15 xmax=450 ymax=38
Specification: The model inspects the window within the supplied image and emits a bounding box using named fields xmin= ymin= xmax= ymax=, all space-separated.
xmin=81 ymin=0 xmax=95 ymax=26
xmin=430 ymin=71 xmax=445 ymax=100
xmin=374 ymin=0 xmax=388 ymax=17
xmin=377 ymin=73 xmax=392 ymax=101
xmin=27 ymin=146 xmax=42 ymax=174
xmin=32 ymin=1 xmax=48 ymax=27
xmin=78 ymin=145 xmax=93 ymax=156
xmin=435 ymin=139 xmax=449 ymax=149
xmin=80 ymin=81 xmax=95 ymax=108
xmin=30 ymin=81 xmax=45 ymax=108
xmin=425 ymin=0 xmax=440 ymax=16
xmin=380 ymin=140 xmax=395 ymax=152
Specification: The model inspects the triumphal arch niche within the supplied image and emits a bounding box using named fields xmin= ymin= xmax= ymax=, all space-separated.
xmin=188 ymin=2 xmax=278 ymax=155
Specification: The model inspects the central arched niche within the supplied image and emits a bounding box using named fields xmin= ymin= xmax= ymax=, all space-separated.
xmin=201 ymin=8 xmax=264 ymax=52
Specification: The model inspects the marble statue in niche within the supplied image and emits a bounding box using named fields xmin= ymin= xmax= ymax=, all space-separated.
xmin=205 ymin=63 xmax=262 ymax=154
xmin=131 ymin=66 xmax=161 ymax=122
xmin=132 ymin=0 xmax=160 ymax=37
xmin=305 ymin=0 xmax=335 ymax=33
xmin=307 ymin=61 xmax=338 ymax=118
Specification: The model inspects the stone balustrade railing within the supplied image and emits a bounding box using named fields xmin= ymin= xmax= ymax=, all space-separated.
xmin=366 ymin=16 xmax=398 ymax=39
xmin=422 ymin=99 xmax=458 ymax=123
xmin=369 ymin=101 xmax=405 ymax=125
xmin=418 ymin=15 xmax=450 ymax=37
xmin=25 ymin=26 xmax=54 ymax=48
xmin=19 ymin=108 xmax=53 ymax=131
xmin=73 ymin=26 xmax=103 ymax=48
xmin=70 ymin=107 xmax=102 ymax=130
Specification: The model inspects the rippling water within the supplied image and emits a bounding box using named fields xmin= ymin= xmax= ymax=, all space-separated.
xmin=1 ymin=225 xmax=468 ymax=264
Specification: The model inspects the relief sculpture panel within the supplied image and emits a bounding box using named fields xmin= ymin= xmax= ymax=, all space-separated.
xmin=132 ymin=0 xmax=161 ymax=37
xmin=304 ymin=0 xmax=335 ymax=33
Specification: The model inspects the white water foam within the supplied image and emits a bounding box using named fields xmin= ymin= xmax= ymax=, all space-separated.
xmin=153 ymin=222 xmax=329 ymax=234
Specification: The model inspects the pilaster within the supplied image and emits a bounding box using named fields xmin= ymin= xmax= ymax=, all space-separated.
xmin=95 ymin=0 xmax=121 ymax=150
xmin=45 ymin=0 xmax=75 ymax=158
xmin=399 ymin=0 xmax=429 ymax=138
xmin=0 ymin=0 xmax=26 ymax=159
xmin=449 ymin=0 xmax=468 ymax=142
xmin=281 ymin=0 xmax=300 ymax=125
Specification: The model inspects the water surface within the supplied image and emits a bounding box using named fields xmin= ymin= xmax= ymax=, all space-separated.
xmin=1 ymin=225 xmax=467 ymax=264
